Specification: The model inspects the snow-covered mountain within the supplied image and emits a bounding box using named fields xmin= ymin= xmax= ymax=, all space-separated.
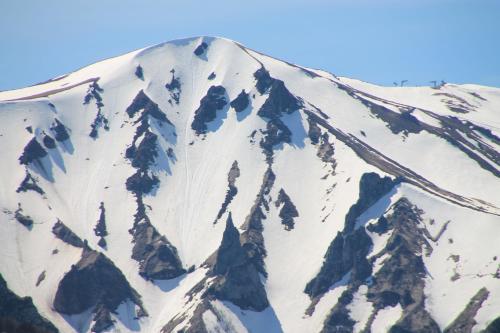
xmin=0 ymin=36 xmax=499 ymax=333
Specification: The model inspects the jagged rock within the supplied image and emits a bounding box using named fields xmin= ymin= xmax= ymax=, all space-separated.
xmin=83 ymin=82 xmax=104 ymax=107
xmin=42 ymin=134 xmax=56 ymax=149
xmin=207 ymin=213 xmax=269 ymax=311
xmin=36 ymin=271 xmax=46 ymax=287
xmin=444 ymin=287 xmax=489 ymax=333
xmin=91 ymin=305 xmax=114 ymax=333
xmin=53 ymin=248 xmax=146 ymax=333
xmin=162 ymin=299 xmax=212 ymax=333
xmin=16 ymin=172 xmax=44 ymax=195
xmin=337 ymin=84 xmax=422 ymax=136
xmin=484 ymin=317 xmax=500 ymax=333
xmin=317 ymin=133 xmax=336 ymax=168
xmin=89 ymin=112 xmax=109 ymax=139
xmin=307 ymin=116 xmax=322 ymax=145
xmin=14 ymin=205 xmax=33 ymax=228
xmin=259 ymin=118 xmax=292 ymax=162
xmin=366 ymin=198 xmax=438 ymax=333
xmin=214 ymin=161 xmax=240 ymax=224
xmin=83 ymin=82 xmax=109 ymax=138
xmin=135 ymin=65 xmax=144 ymax=80
xmin=316 ymin=198 xmax=439 ymax=333
xmin=320 ymin=289 xmax=356 ymax=333
xmin=344 ymin=172 xmax=399 ymax=233
xmin=366 ymin=215 xmax=389 ymax=235
xmin=50 ymin=119 xmax=70 ymax=142
xmin=52 ymin=220 xmax=84 ymax=248
xmin=275 ymin=189 xmax=299 ymax=230
xmin=254 ymin=67 xmax=274 ymax=94
xmin=0 ymin=273 xmax=58 ymax=333
xmin=191 ymin=85 xmax=227 ymax=134
xmin=305 ymin=228 xmax=372 ymax=299
xmin=94 ymin=202 xmax=108 ymax=248
xmin=130 ymin=131 xmax=158 ymax=170
xmin=305 ymin=172 xmax=397 ymax=299
xmin=230 ymin=89 xmax=250 ymax=112
xmin=254 ymin=74 xmax=301 ymax=161
xmin=126 ymin=90 xmax=171 ymax=123
xmin=211 ymin=213 xmax=246 ymax=276
xmin=19 ymin=137 xmax=47 ymax=165
xmin=83 ymin=81 xmax=109 ymax=139
xmin=165 ymin=70 xmax=181 ymax=104
xmin=130 ymin=221 xmax=186 ymax=280
xmin=194 ymin=42 xmax=208 ymax=56
xmin=257 ymin=79 xmax=302 ymax=120
xmin=207 ymin=72 xmax=216 ymax=80
xmin=240 ymin=167 xmax=275 ymax=276
xmin=125 ymin=170 xmax=159 ymax=195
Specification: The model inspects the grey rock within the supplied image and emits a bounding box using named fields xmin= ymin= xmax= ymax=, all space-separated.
xmin=53 ymin=248 xmax=146 ymax=332
xmin=19 ymin=137 xmax=47 ymax=165
xmin=52 ymin=220 xmax=85 ymax=248
xmin=191 ymin=85 xmax=227 ymax=134
xmin=0 ymin=273 xmax=58 ymax=333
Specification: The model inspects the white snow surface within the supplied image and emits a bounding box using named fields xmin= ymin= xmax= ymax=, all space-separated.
xmin=0 ymin=36 xmax=499 ymax=333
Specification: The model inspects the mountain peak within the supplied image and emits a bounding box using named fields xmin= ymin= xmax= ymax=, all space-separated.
xmin=0 ymin=37 xmax=499 ymax=333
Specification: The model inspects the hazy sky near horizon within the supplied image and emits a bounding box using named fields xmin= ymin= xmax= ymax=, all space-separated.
xmin=1 ymin=0 xmax=499 ymax=90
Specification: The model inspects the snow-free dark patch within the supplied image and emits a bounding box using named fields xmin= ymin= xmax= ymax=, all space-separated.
xmin=19 ymin=137 xmax=47 ymax=165
xmin=191 ymin=85 xmax=227 ymax=134
xmin=230 ymin=89 xmax=249 ymax=113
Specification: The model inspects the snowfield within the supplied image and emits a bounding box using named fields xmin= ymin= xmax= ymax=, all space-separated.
xmin=0 ymin=36 xmax=499 ymax=333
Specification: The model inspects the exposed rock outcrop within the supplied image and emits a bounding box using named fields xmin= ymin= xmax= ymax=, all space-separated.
xmin=254 ymin=67 xmax=274 ymax=94
xmin=94 ymin=202 xmax=108 ymax=248
xmin=275 ymin=188 xmax=299 ymax=230
xmin=364 ymin=199 xmax=438 ymax=333
xmin=191 ymin=85 xmax=227 ymax=134
xmin=206 ymin=213 xmax=269 ymax=311
xmin=50 ymin=119 xmax=70 ymax=142
xmin=123 ymin=90 xmax=184 ymax=281
xmin=42 ymin=134 xmax=56 ymax=149
xmin=240 ymin=167 xmax=276 ymax=276
xmin=130 ymin=217 xmax=186 ymax=280
xmin=14 ymin=204 xmax=33 ymax=229
xmin=165 ymin=69 xmax=181 ymax=105
xmin=84 ymin=81 xmax=109 ymax=139
xmin=194 ymin=42 xmax=208 ymax=56
xmin=16 ymin=171 xmax=45 ymax=195
xmin=318 ymin=198 xmax=440 ymax=333
xmin=484 ymin=317 xmax=500 ymax=333
xmin=126 ymin=90 xmax=172 ymax=124
xmin=257 ymin=79 xmax=302 ymax=120
xmin=125 ymin=170 xmax=159 ymax=195
xmin=213 ymin=161 xmax=240 ymax=224
xmin=135 ymin=65 xmax=144 ymax=80
xmin=53 ymin=248 xmax=146 ymax=333
xmin=0 ymin=274 xmax=58 ymax=333
xmin=19 ymin=137 xmax=47 ymax=165
xmin=254 ymin=67 xmax=302 ymax=162
xmin=230 ymin=89 xmax=250 ymax=112
xmin=52 ymin=220 xmax=85 ymax=248
xmin=444 ymin=287 xmax=489 ymax=333
xmin=306 ymin=173 xmax=398 ymax=299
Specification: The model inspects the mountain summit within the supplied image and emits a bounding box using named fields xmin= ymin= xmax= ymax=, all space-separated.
xmin=0 ymin=36 xmax=499 ymax=333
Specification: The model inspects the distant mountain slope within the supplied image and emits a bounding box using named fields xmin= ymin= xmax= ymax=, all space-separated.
xmin=0 ymin=36 xmax=499 ymax=333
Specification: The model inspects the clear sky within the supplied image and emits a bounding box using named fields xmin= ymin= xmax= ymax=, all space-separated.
xmin=1 ymin=0 xmax=499 ymax=91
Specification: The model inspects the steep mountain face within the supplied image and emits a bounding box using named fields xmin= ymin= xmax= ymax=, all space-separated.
xmin=0 ymin=36 xmax=499 ymax=333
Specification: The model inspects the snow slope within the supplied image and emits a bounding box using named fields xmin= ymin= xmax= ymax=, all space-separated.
xmin=0 ymin=36 xmax=499 ymax=333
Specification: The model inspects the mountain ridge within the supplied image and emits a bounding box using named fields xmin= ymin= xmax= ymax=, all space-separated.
xmin=0 ymin=36 xmax=499 ymax=333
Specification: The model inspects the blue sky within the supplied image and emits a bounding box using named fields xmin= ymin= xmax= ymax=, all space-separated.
xmin=1 ymin=0 xmax=499 ymax=90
